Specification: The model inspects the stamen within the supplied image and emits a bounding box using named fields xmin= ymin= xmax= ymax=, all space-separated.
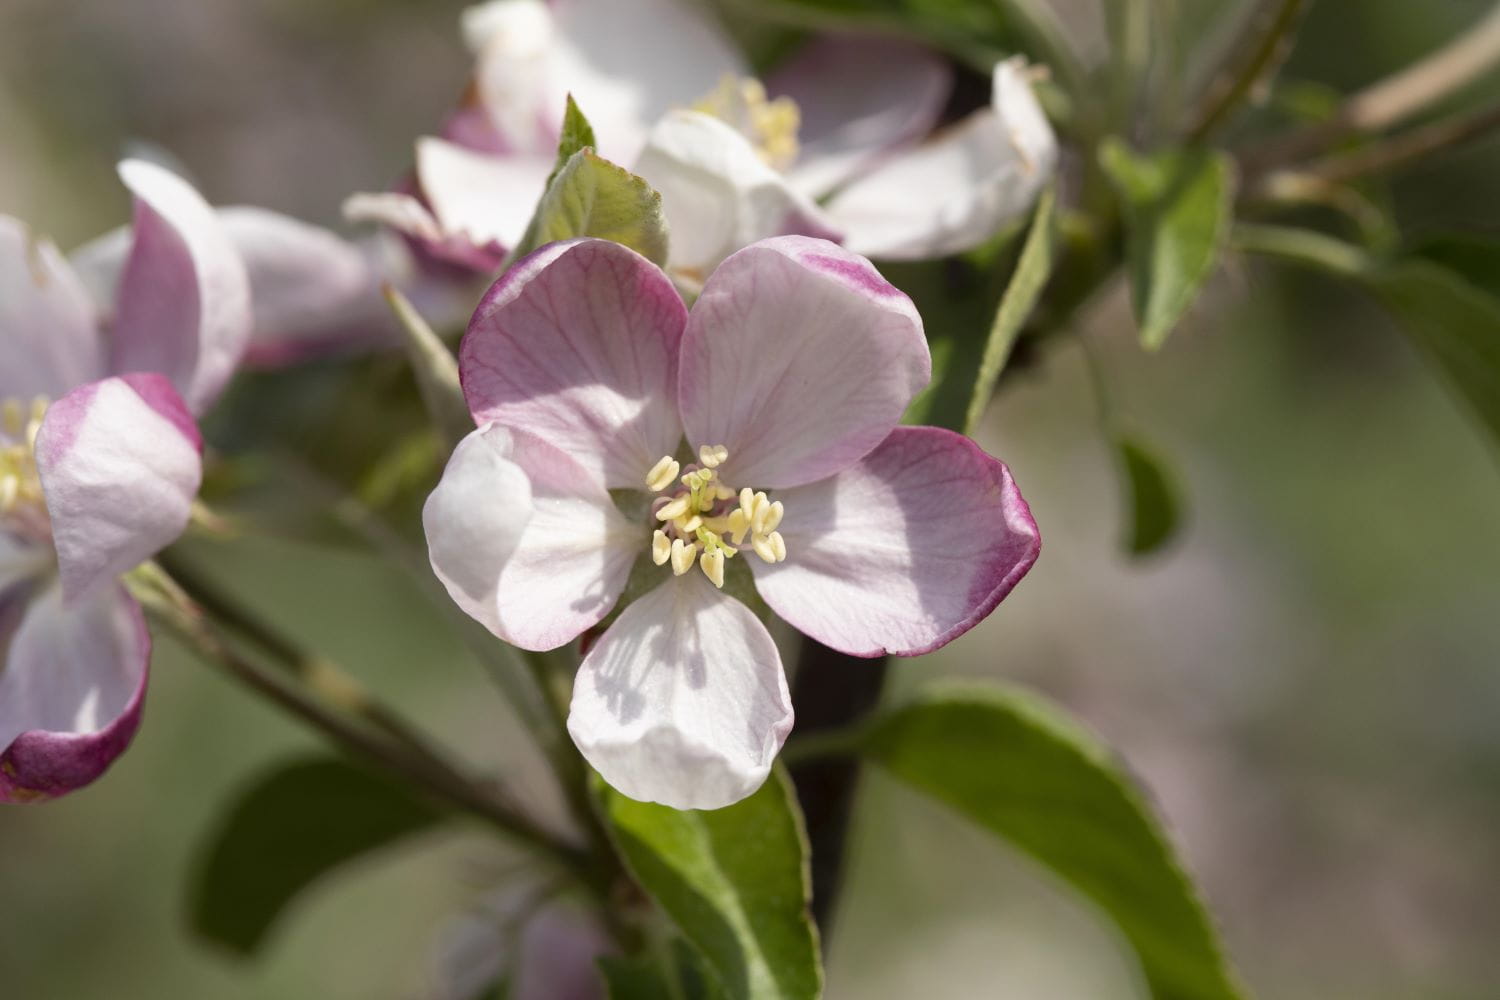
xmin=645 ymin=456 xmax=680 ymax=493
xmin=699 ymin=547 xmax=725 ymax=588
xmin=657 ymin=496 xmax=691 ymax=521
xmin=670 ymin=538 xmax=697 ymax=576
xmin=651 ymin=529 xmax=672 ymax=566
xmin=698 ymin=444 xmax=728 ymax=469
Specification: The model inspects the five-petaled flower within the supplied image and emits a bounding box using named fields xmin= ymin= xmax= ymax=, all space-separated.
xmin=423 ymin=235 xmax=1040 ymax=810
xmin=0 ymin=160 xmax=250 ymax=802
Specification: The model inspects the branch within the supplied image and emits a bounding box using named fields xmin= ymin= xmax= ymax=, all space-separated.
xmin=1185 ymin=0 xmax=1309 ymax=141
xmin=1283 ymin=99 xmax=1500 ymax=186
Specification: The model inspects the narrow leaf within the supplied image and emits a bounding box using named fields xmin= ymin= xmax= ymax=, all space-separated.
xmin=1100 ymin=139 xmax=1236 ymax=351
xmin=1115 ymin=435 xmax=1184 ymax=557
xmin=190 ymin=757 xmax=446 ymax=955
xmin=599 ymin=767 xmax=821 ymax=1000
xmin=382 ymin=283 xmax=472 ymax=448
xmin=551 ymin=94 xmax=598 ymax=180
xmin=600 ymin=941 xmax=726 ymax=1000
xmin=963 ymin=185 xmax=1059 ymax=434
xmin=863 ymin=683 xmax=1246 ymax=1000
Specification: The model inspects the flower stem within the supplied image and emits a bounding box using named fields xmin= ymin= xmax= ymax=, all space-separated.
xmin=1185 ymin=0 xmax=1309 ymax=142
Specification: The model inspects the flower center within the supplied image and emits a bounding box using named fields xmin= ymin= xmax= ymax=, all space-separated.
xmin=691 ymin=75 xmax=801 ymax=171
xmin=0 ymin=395 xmax=51 ymax=542
xmin=643 ymin=445 xmax=788 ymax=589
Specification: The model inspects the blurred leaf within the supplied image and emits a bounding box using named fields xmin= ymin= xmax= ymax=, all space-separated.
xmin=1100 ymin=139 xmax=1236 ymax=351
xmin=1367 ymin=259 xmax=1500 ymax=450
xmin=862 ymin=683 xmax=1247 ymax=1000
xmin=598 ymin=768 xmax=821 ymax=1000
xmin=552 ymin=94 xmax=598 ymax=179
xmin=1115 ymin=435 xmax=1185 ymax=557
xmin=1410 ymin=233 xmax=1500 ymax=288
xmin=600 ymin=941 xmax=727 ymax=1000
xmin=963 ymin=185 xmax=1059 ymax=433
xmin=382 ymin=284 xmax=472 ymax=448
xmin=509 ymin=149 xmax=669 ymax=267
xmin=190 ymin=757 xmax=445 ymax=955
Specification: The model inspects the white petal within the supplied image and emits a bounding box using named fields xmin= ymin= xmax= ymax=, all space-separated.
xmin=823 ymin=58 xmax=1058 ymax=260
xmin=417 ymin=137 xmax=554 ymax=251
xmin=568 ymin=574 xmax=792 ymax=810
xmin=0 ymin=216 xmax=104 ymax=400
xmin=633 ymin=110 xmax=841 ymax=278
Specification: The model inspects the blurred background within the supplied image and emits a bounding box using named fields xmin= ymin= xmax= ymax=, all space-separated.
xmin=2 ymin=1 xmax=1499 ymax=998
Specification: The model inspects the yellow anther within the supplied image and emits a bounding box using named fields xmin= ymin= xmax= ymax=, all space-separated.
xmin=646 ymin=456 xmax=680 ymax=493
xmin=681 ymin=514 xmax=703 ymax=534
xmin=712 ymin=482 xmax=737 ymax=502
xmin=692 ymin=75 xmax=801 ymax=170
xmin=697 ymin=444 xmax=728 ymax=469
xmin=1 ymin=399 xmax=21 ymax=437
xmin=763 ymin=500 xmax=784 ymax=533
xmin=699 ymin=547 xmax=725 ymax=588
xmin=0 ymin=474 xmax=16 ymax=513
xmin=670 ymin=538 xmax=697 ymax=576
xmin=657 ymin=496 xmax=691 ymax=521
xmin=652 ymin=529 xmax=672 ymax=566
xmin=751 ymin=534 xmax=776 ymax=563
xmin=749 ymin=491 xmax=772 ymax=535
xmin=725 ymin=508 xmax=749 ymax=545
xmin=767 ymin=530 xmax=786 ymax=563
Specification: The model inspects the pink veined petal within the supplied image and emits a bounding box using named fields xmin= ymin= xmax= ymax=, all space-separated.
xmin=34 ymin=374 xmax=202 ymax=605
xmin=568 ymin=573 xmax=793 ymax=811
xmin=0 ymin=582 xmax=149 ymax=803
xmin=770 ymin=35 xmax=953 ymax=198
xmin=678 ymin=236 xmax=930 ymax=489
xmin=0 ymin=216 xmax=105 ymax=400
xmin=491 ymin=429 xmax=641 ymax=651
xmin=342 ymin=189 xmax=506 ymax=274
xmin=423 ymin=423 xmax=534 ymax=641
xmin=460 ymin=238 xmax=688 ymax=489
xmin=821 ymin=58 xmax=1059 ymax=261
xmin=110 ymin=159 xmax=252 ymax=414
xmin=416 ymin=137 xmax=554 ymax=254
xmin=633 ymin=110 xmax=843 ymax=280
xmin=752 ymin=426 xmax=1041 ymax=657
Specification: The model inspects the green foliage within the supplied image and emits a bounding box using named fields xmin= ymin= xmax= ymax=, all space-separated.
xmin=600 ymin=940 xmax=726 ymax=1000
xmin=551 ymin=93 xmax=599 ymax=180
xmin=964 ymin=185 xmax=1059 ymax=433
xmin=1115 ymin=435 xmax=1185 ymax=556
xmin=189 ymin=757 xmax=446 ymax=955
xmin=1100 ymin=139 xmax=1236 ymax=351
xmin=598 ymin=768 xmax=822 ymax=1000
xmin=861 ymin=684 xmax=1247 ymax=1000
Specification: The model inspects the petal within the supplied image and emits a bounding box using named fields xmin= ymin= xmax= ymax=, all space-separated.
xmin=678 ymin=236 xmax=929 ymax=489
xmin=632 ymin=110 xmax=842 ymax=280
xmin=0 ymin=216 xmax=104 ymax=400
xmin=423 ymin=423 xmax=534 ymax=640
xmin=568 ymin=573 xmax=793 ymax=810
xmin=769 ymin=35 xmax=952 ymax=197
xmin=822 ymin=58 xmax=1059 ymax=261
xmin=35 ymin=374 xmax=202 ymax=604
xmin=752 ymin=426 xmax=1040 ymax=657
xmin=460 ymin=238 xmax=687 ymax=488
xmin=491 ymin=429 xmax=640 ymax=651
xmin=343 ymin=189 xmax=506 ymax=274
xmin=0 ymin=583 xmax=149 ymax=803
xmin=417 ymin=137 xmax=554 ymax=253
xmin=110 ymin=159 xmax=252 ymax=413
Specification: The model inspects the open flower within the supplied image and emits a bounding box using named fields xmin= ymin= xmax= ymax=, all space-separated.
xmin=423 ymin=236 xmax=1040 ymax=809
xmin=347 ymin=0 xmax=1057 ymax=281
xmin=0 ymin=159 xmax=250 ymax=801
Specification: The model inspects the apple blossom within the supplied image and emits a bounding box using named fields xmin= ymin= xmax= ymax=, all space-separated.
xmin=346 ymin=0 xmax=1057 ymax=282
xmin=423 ymin=236 xmax=1040 ymax=810
xmin=0 ymin=159 xmax=250 ymax=801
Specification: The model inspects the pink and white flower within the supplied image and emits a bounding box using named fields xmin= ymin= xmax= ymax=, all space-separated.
xmin=347 ymin=0 xmax=1057 ymax=280
xmin=0 ymin=159 xmax=250 ymax=801
xmin=423 ymin=236 xmax=1040 ymax=810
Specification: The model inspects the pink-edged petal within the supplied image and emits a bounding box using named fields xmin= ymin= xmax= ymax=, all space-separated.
xmin=753 ymin=426 xmax=1040 ymax=657
xmin=822 ymin=58 xmax=1058 ymax=261
xmin=423 ymin=422 xmax=534 ymax=640
xmin=770 ymin=35 xmax=952 ymax=197
xmin=568 ymin=573 xmax=792 ymax=810
xmin=35 ymin=374 xmax=202 ymax=605
xmin=633 ymin=110 xmax=842 ymax=279
xmin=0 ymin=216 xmax=105 ymax=400
xmin=490 ymin=429 xmax=640 ymax=650
xmin=343 ymin=190 xmax=506 ymax=274
xmin=0 ymin=582 xmax=149 ymax=803
xmin=460 ymin=238 xmax=687 ymax=489
xmin=417 ymin=137 xmax=554 ymax=254
xmin=678 ymin=236 xmax=929 ymax=489
xmin=110 ymin=159 xmax=252 ymax=413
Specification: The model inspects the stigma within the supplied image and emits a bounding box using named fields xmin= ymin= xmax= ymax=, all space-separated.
xmin=0 ymin=395 xmax=51 ymax=540
xmin=643 ymin=445 xmax=788 ymax=589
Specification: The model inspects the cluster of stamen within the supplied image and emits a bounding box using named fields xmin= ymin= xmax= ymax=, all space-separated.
xmin=0 ymin=396 xmax=51 ymax=540
xmin=691 ymin=75 xmax=801 ymax=171
xmin=644 ymin=445 xmax=788 ymax=589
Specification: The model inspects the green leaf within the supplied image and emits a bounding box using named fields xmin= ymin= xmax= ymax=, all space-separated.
xmin=963 ymin=185 xmax=1059 ymax=434
xmin=862 ymin=684 xmax=1246 ymax=1000
xmin=381 ymin=284 xmax=471 ymax=448
xmin=1366 ymin=258 xmax=1500 ymax=449
xmin=1115 ymin=435 xmax=1184 ymax=557
xmin=598 ymin=767 xmax=822 ymax=1000
xmin=600 ymin=941 xmax=726 ymax=1000
xmin=1099 ymin=139 xmax=1236 ymax=351
xmin=551 ymin=94 xmax=598 ymax=180
xmin=510 ymin=149 xmax=669 ymax=267
xmin=190 ymin=757 xmax=446 ymax=955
